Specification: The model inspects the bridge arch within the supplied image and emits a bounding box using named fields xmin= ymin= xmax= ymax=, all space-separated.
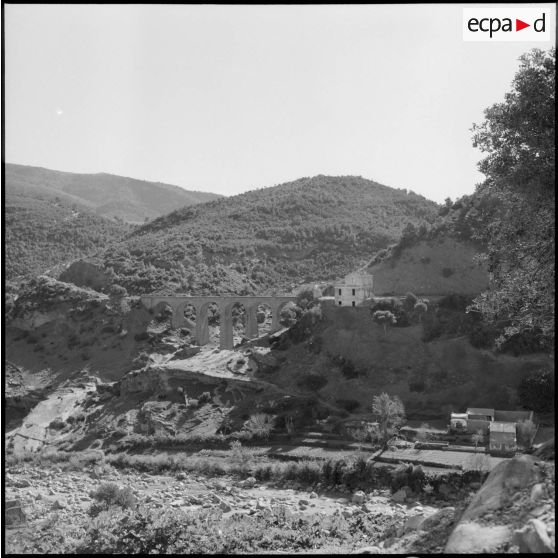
xmin=140 ymin=295 xmax=297 ymax=350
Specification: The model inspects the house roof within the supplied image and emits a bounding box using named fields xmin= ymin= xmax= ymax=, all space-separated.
xmin=450 ymin=413 xmax=468 ymax=419
xmin=494 ymin=410 xmax=533 ymax=422
xmin=489 ymin=421 xmax=516 ymax=433
xmin=336 ymin=271 xmax=373 ymax=286
xmin=467 ymin=408 xmax=495 ymax=417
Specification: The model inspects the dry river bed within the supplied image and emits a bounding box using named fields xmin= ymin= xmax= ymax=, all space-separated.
xmin=5 ymin=463 xmax=455 ymax=554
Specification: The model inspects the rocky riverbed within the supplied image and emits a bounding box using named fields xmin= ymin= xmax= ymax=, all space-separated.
xmin=5 ymin=462 xmax=457 ymax=554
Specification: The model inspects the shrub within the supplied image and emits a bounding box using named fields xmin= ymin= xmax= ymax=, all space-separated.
xmin=518 ymin=369 xmax=554 ymax=413
xmin=413 ymin=301 xmax=428 ymax=322
xmin=421 ymin=313 xmax=444 ymax=342
xmin=198 ymin=392 xmax=212 ymax=405
xmin=229 ymin=440 xmax=251 ymax=467
xmin=370 ymin=297 xmax=402 ymax=313
xmin=438 ymin=293 xmax=472 ymax=311
xmin=69 ymin=499 xmax=401 ymax=554
xmin=88 ymin=482 xmax=137 ymax=517
xmin=49 ymin=419 xmax=66 ymax=430
xmin=403 ymin=292 xmax=418 ymax=313
xmin=501 ymin=330 xmax=548 ymax=355
xmin=297 ymin=374 xmax=328 ymax=391
xmin=242 ymin=413 xmax=275 ymax=440
xmin=468 ymin=322 xmax=498 ymax=349
xmin=110 ymin=284 xmax=128 ymax=297
xmin=408 ymin=378 xmax=426 ymax=393
xmin=336 ymin=399 xmax=360 ymax=412
xmin=441 ymin=267 xmax=454 ymax=277
xmin=296 ymin=289 xmax=318 ymax=311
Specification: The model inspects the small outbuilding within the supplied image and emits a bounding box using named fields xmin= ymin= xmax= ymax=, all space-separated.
xmin=489 ymin=421 xmax=517 ymax=454
xmin=449 ymin=413 xmax=468 ymax=431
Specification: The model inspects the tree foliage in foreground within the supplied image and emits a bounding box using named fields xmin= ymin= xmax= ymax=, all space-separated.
xmin=469 ymin=48 xmax=555 ymax=350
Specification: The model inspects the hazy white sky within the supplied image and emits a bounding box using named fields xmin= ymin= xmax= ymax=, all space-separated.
xmin=4 ymin=4 xmax=555 ymax=202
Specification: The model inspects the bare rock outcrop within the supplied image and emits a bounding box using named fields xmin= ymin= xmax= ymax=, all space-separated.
xmin=445 ymin=455 xmax=549 ymax=553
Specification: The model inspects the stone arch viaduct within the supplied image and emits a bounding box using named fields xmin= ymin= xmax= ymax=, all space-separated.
xmin=140 ymin=295 xmax=296 ymax=350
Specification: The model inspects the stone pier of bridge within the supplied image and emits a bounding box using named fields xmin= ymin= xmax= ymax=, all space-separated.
xmin=140 ymin=295 xmax=296 ymax=350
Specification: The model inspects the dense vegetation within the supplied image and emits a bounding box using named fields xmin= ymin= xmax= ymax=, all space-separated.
xmin=5 ymin=163 xmax=221 ymax=223
xmin=469 ymin=48 xmax=555 ymax=351
xmin=368 ymin=48 xmax=555 ymax=354
xmin=367 ymin=192 xmax=492 ymax=269
xmin=91 ymin=175 xmax=438 ymax=295
xmin=4 ymin=190 xmax=131 ymax=280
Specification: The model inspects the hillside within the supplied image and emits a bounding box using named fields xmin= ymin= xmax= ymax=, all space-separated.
xmin=263 ymin=304 xmax=551 ymax=420
xmin=364 ymin=193 xmax=491 ymax=296
xmin=366 ymin=237 xmax=488 ymax=296
xmin=5 ymin=163 xmax=222 ymax=223
xmin=80 ymin=175 xmax=439 ymax=295
xmin=4 ymin=189 xmax=132 ymax=280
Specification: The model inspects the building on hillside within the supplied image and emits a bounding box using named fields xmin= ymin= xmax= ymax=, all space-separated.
xmin=489 ymin=421 xmax=517 ymax=454
xmin=449 ymin=413 xmax=468 ymax=431
xmin=334 ymin=271 xmax=374 ymax=307
xmin=448 ymin=407 xmax=534 ymax=456
xmin=466 ymin=408 xmax=495 ymax=421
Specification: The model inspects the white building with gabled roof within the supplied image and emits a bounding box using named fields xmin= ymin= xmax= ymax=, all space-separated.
xmin=334 ymin=271 xmax=374 ymax=307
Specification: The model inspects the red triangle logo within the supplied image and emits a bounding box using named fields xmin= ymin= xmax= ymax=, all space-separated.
xmin=516 ymin=19 xmax=530 ymax=31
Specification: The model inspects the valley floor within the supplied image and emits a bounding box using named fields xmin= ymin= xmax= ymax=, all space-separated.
xmin=4 ymin=459 xmax=457 ymax=554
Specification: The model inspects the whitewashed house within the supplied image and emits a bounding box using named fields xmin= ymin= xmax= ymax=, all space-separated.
xmin=334 ymin=271 xmax=374 ymax=306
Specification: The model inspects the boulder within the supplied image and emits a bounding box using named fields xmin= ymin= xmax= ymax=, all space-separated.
xmin=446 ymin=455 xmax=543 ymax=553
xmin=5 ymin=499 xmax=26 ymax=526
xmin=462 ymin=455 xmax=541 ymax=523
xmin=530 ymin=483 xmax=548 ymax=504
xmin=352 ymin=491 xmax=366 ymax=505
xmin=446 ymin=522 xmax=512 ymax=553
xmin=403 ymin=514 xmax=425 ymax=534
xmin=219 ymin=501 xmax=233 ymax=513
xmin=257 ymin=501 xmax=272 ymax=513
xmin=391 ymin=489 xmax=407 ymax=503
xmin=420 ymin=507 xmax=455 ymax=531
xmin=242 ymin=476 xmax=257 ymax=489
xmin=51 ymin=499 xmax=66 ymax=510
xmin=513 ymin=519 xmax=555 ymax=553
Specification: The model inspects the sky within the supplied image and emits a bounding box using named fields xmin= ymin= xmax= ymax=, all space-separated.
xmin=4 ymin=4 xmax=556 ymax=203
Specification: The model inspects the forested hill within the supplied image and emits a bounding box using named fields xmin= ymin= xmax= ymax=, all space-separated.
xmin=5 ymin=163 xmax=221 ymax=223
xmin=5 ymin=188 xmax=132 ymax=280
xmin=88 ymin=175 xmax=439 ymax=295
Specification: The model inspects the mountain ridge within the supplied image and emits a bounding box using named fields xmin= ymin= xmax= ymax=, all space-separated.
xmin=77 ymin=174 xmax=440 ymax=295
xmin=5 ymin=163 xmax=222 ymax=223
